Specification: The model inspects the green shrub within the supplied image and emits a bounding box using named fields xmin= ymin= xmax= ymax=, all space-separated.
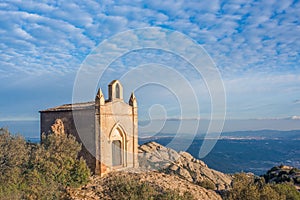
xmin=23 ymin=168 xmax=61 ymax=200
xmin=223 ymin=173 xmax=259 ymax=200
xmin=31 ymin=133 xmax=90 ymax=188
xmin=197 ymin=179 xmax=216 ymax=190
xmin=260 ymin=184 xmax=282 ymax=200
xmin=70 ymin=157 xmax=91 ymax=187
xmin=271 ymin=183 xmax=300 ymax=200
xmin=0 ymin=128 xmax=29 ymax=199
xmin=0 ymin=128 xmax=90 ymax=199
xmin=223 ymin=172 xmax=300 ymax=200
xmin=108 ymin=176 xmax=157 ymax=200
xmin=105 ymin=174 xmax=194 ymax=200
xmin=158 ymin=190 xmax=194 ymax=200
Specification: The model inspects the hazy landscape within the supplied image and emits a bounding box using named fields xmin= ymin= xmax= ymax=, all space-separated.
xmin=140 ymin=136 xmax=300 ymax=175
xmin=1 ymin=119 xmax=299 ymax=175
xmin=138 ymin=119 xmax=300 ymax=175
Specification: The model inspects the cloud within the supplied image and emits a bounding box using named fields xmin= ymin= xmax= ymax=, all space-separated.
xmin=0 ymin=0 xmax=300 ymax=122
xmin=0 ymin=4 xmax=96 ymax=76
xmin=223 ymin=73 xmax=300 ymax=119
xmin=0 ymin=0 xmax=299 ymax=77
xmin=290 ymin=116 xmax=300 ymax=120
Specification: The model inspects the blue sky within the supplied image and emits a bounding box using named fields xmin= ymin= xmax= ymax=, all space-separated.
xmin=0 ymin=0 xmax=300 ymax=132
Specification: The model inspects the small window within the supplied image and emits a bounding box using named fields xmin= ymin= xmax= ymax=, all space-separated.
xmin=116 ymin=83 xmax=120 ymax=98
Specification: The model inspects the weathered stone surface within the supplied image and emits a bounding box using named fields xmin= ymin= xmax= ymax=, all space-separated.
xmin=169 ymin=164 xmax=179 ymax=171
xmin=179 ymin=151 xmax=194 ymax=161
xmin=138 ymin=141 xmax=232 ymax=190
xmin=177 ymin=167 xmax=193 ymax=182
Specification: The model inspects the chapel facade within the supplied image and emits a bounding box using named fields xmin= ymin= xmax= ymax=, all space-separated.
xmin=40 ymin=80 xmax=139 ymax=176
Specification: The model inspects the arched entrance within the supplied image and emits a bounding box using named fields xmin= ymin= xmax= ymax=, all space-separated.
xmin=112 ymin=140 xmax=122 ymax=166
xmin=109 ymin=125 xmax=126 ymax=168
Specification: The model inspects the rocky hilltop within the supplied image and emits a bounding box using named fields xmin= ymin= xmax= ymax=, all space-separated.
xmin=68 ymin=142 xmax=232 ymax=199
xmin=68 ymin=171 xmax=222 ymax=200
xmin=67 ymin=142 xmax=300 ymax=199
xmin=138 ymin=141 xmax=232 ymax=190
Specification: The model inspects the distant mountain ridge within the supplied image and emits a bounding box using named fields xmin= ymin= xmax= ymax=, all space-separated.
xmin=139 ymin=134 xmax=300 ymax=175
xmin=0 ymin=119 xmax=299 ymax=140
xmin=140 ymin=129 xmax=300 ymax=140
xmin=219 ymin=129 xmax=300 ymax=140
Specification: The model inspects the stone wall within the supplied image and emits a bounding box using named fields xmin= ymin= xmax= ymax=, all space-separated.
xmin=40 ymin=109 xmax=96 ymax=173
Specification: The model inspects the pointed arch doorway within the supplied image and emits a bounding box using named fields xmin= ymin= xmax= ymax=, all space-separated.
xmin=109 ymin=125 xmax=126 ymax=168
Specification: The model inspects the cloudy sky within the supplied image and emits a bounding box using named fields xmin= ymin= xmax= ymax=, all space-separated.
xmin=0 ymin=0 xmax=300 ymax=133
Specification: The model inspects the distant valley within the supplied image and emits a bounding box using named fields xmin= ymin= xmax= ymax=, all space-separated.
xmin=218 ymin=129 xmax=300 ymax=140
xmin=139 ymin=130 xmax=300 ymax=175
xmin=1 ymin=120 xmax=299 ymax=175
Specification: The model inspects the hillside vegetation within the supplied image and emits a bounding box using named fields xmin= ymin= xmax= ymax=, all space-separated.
xmin=1 ymin=128 xmax=299 ymax=199
xmin=223 ymin=172 xmax=300 ymax=200
xmin=0 ymin=128 xmax=90 ymax=199
xmin=67 ymin=171 xmax=222 ymax=200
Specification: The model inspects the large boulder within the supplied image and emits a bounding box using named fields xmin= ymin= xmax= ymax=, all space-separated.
xmin=263 ymin=165 xmax=300 ymax=190
xmin=139 ymin=141 xmax=232 ymax=190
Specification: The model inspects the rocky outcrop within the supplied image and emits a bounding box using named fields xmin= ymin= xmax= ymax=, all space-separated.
xmin=67 ymin=141 xmax=232 ymax=199
xmin=263 ymin=165 xmax=300 ymax=190
xmin=67 ymin=171 xmax=222 ymax=200
xmin=138 ymin=141 xmax=232 ymax=190
xmin=51 ymin=118 xmax=65 ymax=135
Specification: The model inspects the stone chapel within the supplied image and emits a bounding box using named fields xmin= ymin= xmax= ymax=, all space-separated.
xmin=40 ymin=80 xmax=139 ymax=176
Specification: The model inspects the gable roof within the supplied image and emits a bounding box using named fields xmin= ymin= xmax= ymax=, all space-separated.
xmin=40 ymin=101 xmax=95 ymax=112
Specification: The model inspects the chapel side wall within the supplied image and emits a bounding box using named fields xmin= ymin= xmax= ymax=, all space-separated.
xmin=40 ymin=110 xmax=96 ymax=173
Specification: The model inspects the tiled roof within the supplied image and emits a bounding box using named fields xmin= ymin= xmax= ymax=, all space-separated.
xmin=40 ymin=101 xmax=95 ymax=112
